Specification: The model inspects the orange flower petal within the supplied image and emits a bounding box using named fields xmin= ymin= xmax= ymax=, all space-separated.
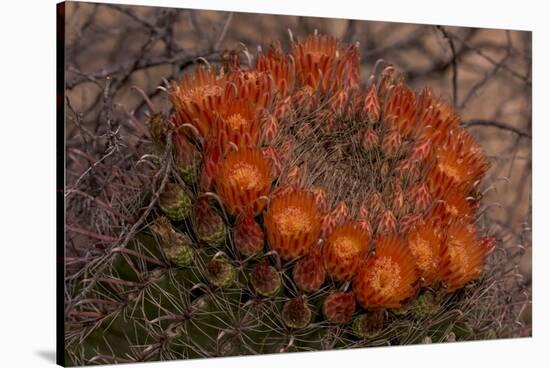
xmin=323 ymin=223 xmax=370 ymax=281
xmin=215 ymin=147 xmax=272 ymax=215
xmin=439 ymin=219 xmax=487 ymax=292
xmin=264 ymin=189 xmax=321 ymax=260
xmin=406 ymin=221 xmax=443 ymax=286
xmin=354 ymin=234 xmax=419 ymax=309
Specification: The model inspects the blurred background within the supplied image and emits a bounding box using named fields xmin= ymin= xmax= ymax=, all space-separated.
xmin=63 ymin=2 xmax=531 ymax=334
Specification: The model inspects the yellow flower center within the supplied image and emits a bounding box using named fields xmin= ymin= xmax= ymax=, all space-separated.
xmin=445 ymin=202 xmax=459 ymax=216
xmin=227 ymin=162 xmax=262 ymax=191
xmin=447 ymin=238 xmax=470 ymax=271
xmin=437 ymin=153 xmax=465 ymax=183
xmin=371 ymin=256 xmax=402 ymax=298
xmin=272 ymin=206 xmax=312 ymax=237
xmin=226 ymin=113 xmax=249 ymax=130
xmin=333 ymin=235 xmax=361 ymax=258
xmin=409 ymin=234 xmax=437 ymax=274
xmin=183 ymin=85 xmax=223 ymax=102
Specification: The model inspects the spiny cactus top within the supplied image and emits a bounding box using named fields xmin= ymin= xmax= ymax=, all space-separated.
xmin=64 ymin=31 xmax=504 ymax=366
xmin=167 ymin=32 xmax=493 ymax=312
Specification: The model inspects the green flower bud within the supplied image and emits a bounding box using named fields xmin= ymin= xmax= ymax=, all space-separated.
xmin=150 ymin=217 xmax=195 ymax=266
xmin=174 ymin=133 xmax=202 ymax=186
xmin=165 ymin=243 xmax=194 ymax=266
xmin=411 ymin=289 xmax=443 ymax=319
xmin=206 ymin=257 xmax=235 ymax=288
xmin=148 ymin=112 xmax=168 ymax=150
xmin=178 ymin=164 xmax=199 ymax=186
xmin=159 ymin=183 xmax=192 ymax=221
xmin=281 ymin=296 xmax=311 ymax=329
xmin=250 ymin=258 xmax=281 ymax=297
xmin=352 ymin=311 xmax=384 ymax=339
xmin=195 ymin=197 xmax=226 ymax=247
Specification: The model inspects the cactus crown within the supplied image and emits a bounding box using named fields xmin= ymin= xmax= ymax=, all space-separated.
xmin=65 ymin=32 xmax=518 ymax=366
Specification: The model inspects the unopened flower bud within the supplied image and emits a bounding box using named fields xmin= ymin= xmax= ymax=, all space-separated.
xmin=159 ymin=183 xmax=192 ymax=221
xmin=281 ymin=295 xmax=312 ymax=329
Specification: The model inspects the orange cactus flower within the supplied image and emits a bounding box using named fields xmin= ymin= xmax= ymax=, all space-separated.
xmin=415 ymin=91 xmax=461 ymax=145
xmin=406 ymin=221 xmax=443 ymax=286
xmin=323 ymin=223 xmax=370 ymax=281
xmin=229 ymin=69 xmax=272 ymax=109
xmin=430 ymin=188 xmax=476 ymax=224
xmin=439 ymin=219 xmax=487 ymax=292
xmin=165 ymin=33 xmax=494 ymax=314
xmin=354 ymin=234 xmax=419 ymax=309
xmin=264 ymin=189 xmax=321 ymax=261
xmin=291 ymin=33 xmax=359 ymax=92
xmin=199 ymin=139 xmax=223 ymax=191
xmin=383 ymin=84 xmax=417 ymax=137
xmin=215 ymin=147 xmax=272 ymax=215
xmin=211 ymin=99 xmax=263 ymax=152
xmin=170 ymin=66 xmax=230 ymax=138
xmin=428 ymin=127 xmax=489 ymax=194
xmin=256 ymin=43 xmax=294 ymax=95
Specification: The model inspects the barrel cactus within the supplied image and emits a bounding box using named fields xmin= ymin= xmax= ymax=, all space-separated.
xmin=65 ymin=32 xmax=515 ymax=366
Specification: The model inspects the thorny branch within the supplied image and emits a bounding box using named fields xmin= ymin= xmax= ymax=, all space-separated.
xmin=437 ymin=26 xmax=459 ymax=107
xmin=464 ymin=119 xmax=532 ymax=139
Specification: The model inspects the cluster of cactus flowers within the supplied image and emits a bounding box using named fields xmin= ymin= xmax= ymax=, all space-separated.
xmin=162 ymin=32 xmax=495 ymax=334
xmin=65 ymin=32 xmax=500 ymax=365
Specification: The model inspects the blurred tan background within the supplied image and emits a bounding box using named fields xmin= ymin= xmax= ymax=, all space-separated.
xmin=64 ymin=2 xmax=531 ymax=332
